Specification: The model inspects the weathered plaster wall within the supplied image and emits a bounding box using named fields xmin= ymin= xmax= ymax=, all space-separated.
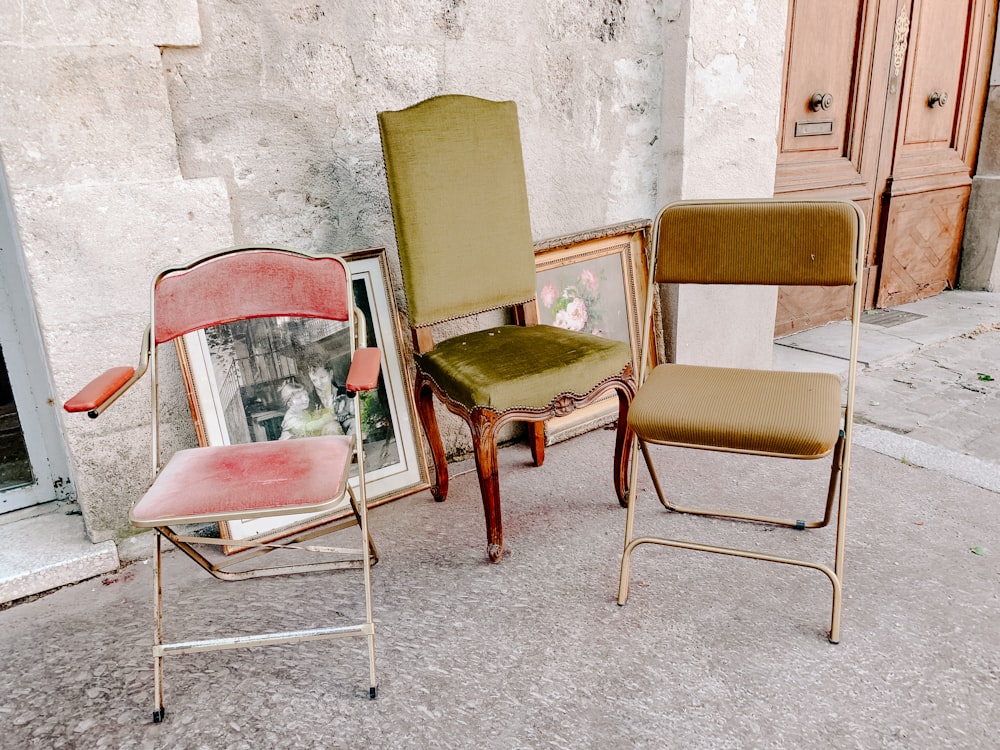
xmin=0 ymin=0 xmax=670 ymax=542
xmin=0 ymin=3 xmax=233 ymax=541
xmin=656 ymin=0 xmax=786 ymax=368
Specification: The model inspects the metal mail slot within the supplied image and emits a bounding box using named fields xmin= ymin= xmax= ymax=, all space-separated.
xmin=795 ymin=119 xmax=834 ymax=137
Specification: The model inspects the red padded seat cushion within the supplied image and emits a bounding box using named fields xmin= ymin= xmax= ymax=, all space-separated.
xmin=130 ymin=436 xmax=354 ymax=527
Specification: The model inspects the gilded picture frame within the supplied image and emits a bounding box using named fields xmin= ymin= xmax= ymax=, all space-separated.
xmin=533 ymin=220 xmax=654 ymax=444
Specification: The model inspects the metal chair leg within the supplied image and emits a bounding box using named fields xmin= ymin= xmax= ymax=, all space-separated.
xmin=152 ymin=531 xmax=166 ymax=723
xmin=617 ymin=438 xmax=644 ymax=605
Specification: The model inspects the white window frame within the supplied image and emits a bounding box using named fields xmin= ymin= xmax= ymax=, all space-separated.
xmin=0 ymin=155 xmax=73 ymax=512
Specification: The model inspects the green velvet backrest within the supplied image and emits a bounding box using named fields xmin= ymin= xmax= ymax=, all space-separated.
xmin=655 ymin=199 xmax=862 ymax=286
xmin=378 ymin=95 xmax=538 ymax=327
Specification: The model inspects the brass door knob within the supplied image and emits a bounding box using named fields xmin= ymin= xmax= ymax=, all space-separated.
xmin=810 ymin=92 xmax=834 ymax=112
xmin=927 ymin=90 xmax=949 ymax=108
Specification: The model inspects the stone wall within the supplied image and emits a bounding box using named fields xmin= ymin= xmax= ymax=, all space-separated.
xmin=0 ymin=2 xmax=234 ymax=541
xmin=0 ymin=0 xmax=673 ymax=542
xmin=657 ymin=0 xmax=786 ymax=368
xmin=962 ymin=85 xmax=1000 ymax=291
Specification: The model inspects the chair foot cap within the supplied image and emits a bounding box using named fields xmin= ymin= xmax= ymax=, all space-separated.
xmin=153 ymin=708 xmax=166 ymax=724
xmin=370 ymin=686 xmax=378 ymax=700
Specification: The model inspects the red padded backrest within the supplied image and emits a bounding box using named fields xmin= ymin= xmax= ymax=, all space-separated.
xmin=153 ymin=249 xmax=350 ymax=344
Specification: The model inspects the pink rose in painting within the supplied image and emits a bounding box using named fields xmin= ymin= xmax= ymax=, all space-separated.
xmin=540 ymin=284 xmax=558 ymax=308
xmin=579 ymin=268 xmax=599 ymax=293
xmin=554 ymin=297 xmax=588 ymax=331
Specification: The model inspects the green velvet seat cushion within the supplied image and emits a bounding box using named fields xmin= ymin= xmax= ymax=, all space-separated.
xmin=418 ymin=324 xmax=631 ymax=413
xmin=628 ymin=364 xmax=842 ymax=458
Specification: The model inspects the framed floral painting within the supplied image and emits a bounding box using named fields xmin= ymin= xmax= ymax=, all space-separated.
xmin=533 ymin=220 xmax=654 ymax=443
xmin=176 ymin=246 xmax=428 ymax=547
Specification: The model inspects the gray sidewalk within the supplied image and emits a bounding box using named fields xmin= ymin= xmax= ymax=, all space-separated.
xmin=776 ymin=289 xmax=1000 ymax=494
xmin=1 ymin=291 xmax=998 ymax=749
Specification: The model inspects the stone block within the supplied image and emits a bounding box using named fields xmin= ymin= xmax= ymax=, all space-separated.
xmin=12 ymin=177 xmax=233 ymax=330
xmin=0 ymin=0 xmax=200 ymax=48
xmin=671 ymin=285 xmax=778 ymax=369
xmin=974 ymin=86 xmax=1000 ymax=174
xmin=0 ymin=508 xmax=118 ymax=604
xmin=70 ymin=421 xmax=154 ymax=540
xmin=0 ymin=47 xmax=179 ymax=189
xmin=520 ymin=44 xmax=662 ymax=236
xmin=9 ymin=176 xmax=229 ymax=540
xmin=541 ymin=0 xmax=660 ymax=46
xmin=960 ymin=175 xmax=1000 ymax=291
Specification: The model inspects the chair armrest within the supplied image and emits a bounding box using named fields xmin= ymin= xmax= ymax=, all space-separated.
xmin=346 ymin=348 xmax=381 ymax=393
xmin=64 ymin=367 xmax=138 ymax=416
xmin=64 ymin=326 xmax=152 ymax=418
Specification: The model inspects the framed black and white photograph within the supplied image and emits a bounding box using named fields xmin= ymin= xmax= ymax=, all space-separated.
xmin=177 ymin=246 xmax=428 ymax=545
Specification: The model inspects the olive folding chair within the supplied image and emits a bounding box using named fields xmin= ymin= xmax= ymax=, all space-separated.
xmin=378 ymin=94 xmax=636 ymax=562
xmin=64 ymin=246 xmax=381 ymax=722
xmin=618 ymin=199 xmax=864 ymax=643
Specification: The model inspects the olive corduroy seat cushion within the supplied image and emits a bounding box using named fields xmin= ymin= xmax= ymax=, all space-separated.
xmin=627 ymin=364 xmax=842 ymax=458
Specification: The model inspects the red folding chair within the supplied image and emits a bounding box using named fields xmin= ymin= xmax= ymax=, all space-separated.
xmin=65 ymin=246 xmax=381 ymax=722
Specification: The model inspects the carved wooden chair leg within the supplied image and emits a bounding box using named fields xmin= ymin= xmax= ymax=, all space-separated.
xmin=471 ymin=409 xmax=504 ymax=562
xmin=528 ymin=421 xmax=545 ymax=467
xmin=415 ymin=378 xmax=449 ymax=502
xmin=613 ymin=383 xmax=636 ymax=507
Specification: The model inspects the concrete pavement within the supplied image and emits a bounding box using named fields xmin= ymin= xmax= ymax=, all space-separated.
xmin=0 ymin=290 xmax=997 ymax=748
xmin=776 ymin=289 xmax=1000 ymax=494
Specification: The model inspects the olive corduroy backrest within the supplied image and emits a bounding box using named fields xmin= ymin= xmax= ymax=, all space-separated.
xmin=655 ymin=200 xmax=862 ymax=287
xmin=378 ymin=95 xmax=538 ymax=327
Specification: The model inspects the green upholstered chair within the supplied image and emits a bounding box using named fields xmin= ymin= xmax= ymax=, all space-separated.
xmin=378 ymin=94 xmax=636 ymax=562
xmin=618 ymin=199 xmax=865 ymax=643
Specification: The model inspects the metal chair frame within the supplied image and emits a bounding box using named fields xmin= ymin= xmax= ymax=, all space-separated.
xmin=65 ymin=246 xmax=380 ymax=721
xmin=618 ymin=199 xmax=865 ymax=643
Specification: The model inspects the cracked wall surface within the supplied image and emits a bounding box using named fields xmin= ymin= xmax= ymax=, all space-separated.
xmin=0 ymin=0 xmax=786 ymax=542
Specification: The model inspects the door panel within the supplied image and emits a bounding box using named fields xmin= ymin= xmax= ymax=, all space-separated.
xmin=903 ymin=2 xmax=969 ymax=147
xmin=775 ymin=0 xmax=888 ymax=196
xmin=776 ymin=0 xmax=996 ymax=333
xmin=775 ymin=0 xmax=900 ymax=334
xmin=878 ymin=186 xmax=970 ymax=304
xmin=877 ymin=0 xmax=995 ymax=306
xmin=779 ymin=1 xmax=864 ymax=160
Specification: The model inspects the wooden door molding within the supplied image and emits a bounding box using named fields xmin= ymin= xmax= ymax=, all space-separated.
xmin=774 ymin=0 xmax=893 ymax=198
xmin=877 ymin=0 xmax=997 ymax=306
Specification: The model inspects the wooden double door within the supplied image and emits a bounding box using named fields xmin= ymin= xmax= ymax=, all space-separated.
xmin=775 ymin=0 xmax=997 ymax=334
